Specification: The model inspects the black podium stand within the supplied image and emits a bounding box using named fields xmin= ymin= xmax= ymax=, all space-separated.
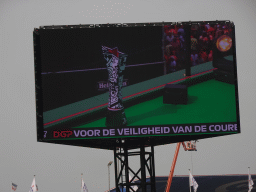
xmin=163 ymin=84 xmax=188 ymax=105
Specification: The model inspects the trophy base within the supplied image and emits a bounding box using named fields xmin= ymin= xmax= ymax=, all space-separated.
xmin=105 ymin=108 xmax=127 ymax=127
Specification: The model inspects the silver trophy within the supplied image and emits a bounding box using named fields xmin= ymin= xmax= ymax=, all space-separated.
xmin=102 ymin=46 xmax=127 ymax=126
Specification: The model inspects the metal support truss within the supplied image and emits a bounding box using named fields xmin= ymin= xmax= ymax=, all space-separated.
xmin=114 ymin=145 xmax=156 ymax=192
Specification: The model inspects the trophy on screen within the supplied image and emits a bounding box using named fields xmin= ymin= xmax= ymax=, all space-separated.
xmin=102 ymin=46 xmax=128 ymax=127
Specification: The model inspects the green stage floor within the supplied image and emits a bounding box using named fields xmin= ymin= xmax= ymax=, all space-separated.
xmin=75 ymin=79 xmax=237 ymax=128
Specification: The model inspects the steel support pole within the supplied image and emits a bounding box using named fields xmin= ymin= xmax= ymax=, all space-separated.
xmin=113 ymin=145 xmax=156 ymax=192
xmin=151 ymin=146 xmax=156 ymax=192
xmin=114 ymin=149 xmax=119 ymax=192
xmin=108 ymin=165 xmax=110 ymax=192
xmin=140 ymin=145 xmax=147 ymax=192
xmin=124 ymin=146 xmax=130 ymax=192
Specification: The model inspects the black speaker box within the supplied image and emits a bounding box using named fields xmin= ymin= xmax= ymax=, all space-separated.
xmin=214 ymin=69 xmax=235 ymax=84
xmin=163 ymin=84 xmax=188 ymax=104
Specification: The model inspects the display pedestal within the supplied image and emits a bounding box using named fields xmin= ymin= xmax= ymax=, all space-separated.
xmin=102 ymin=46 xmax=128 ymax=128
xmin=106 ymin=108 xmax=127 ymax=127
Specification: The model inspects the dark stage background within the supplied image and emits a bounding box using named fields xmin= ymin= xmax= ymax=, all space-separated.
xmin=40 ymin=27 xmax=163 ymax=112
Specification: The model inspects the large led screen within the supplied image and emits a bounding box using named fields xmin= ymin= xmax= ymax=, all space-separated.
xmin=34 ymin=21 xmax=240 ymax=149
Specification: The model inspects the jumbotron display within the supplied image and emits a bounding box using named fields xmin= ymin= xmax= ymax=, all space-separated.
xmin=33 ymin=21 xmax=240 ymax=149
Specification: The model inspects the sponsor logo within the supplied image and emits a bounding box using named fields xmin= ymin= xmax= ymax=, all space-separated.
xmin=53 ymin=130 xmax=73 ymax=138
xmin=98 ymin=79 xmax=129 ymax=91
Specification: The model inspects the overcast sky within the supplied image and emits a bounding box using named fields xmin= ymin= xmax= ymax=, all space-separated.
xmin=1 ymin=0 xmax=256 ymax=191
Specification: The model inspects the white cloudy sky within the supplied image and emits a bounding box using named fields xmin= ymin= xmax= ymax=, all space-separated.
xmin=1 ymin=0 xmax=256 ymax=191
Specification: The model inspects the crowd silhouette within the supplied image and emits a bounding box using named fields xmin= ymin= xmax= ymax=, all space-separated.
xmin=164 ymin=23 xmax=232 ymax=73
